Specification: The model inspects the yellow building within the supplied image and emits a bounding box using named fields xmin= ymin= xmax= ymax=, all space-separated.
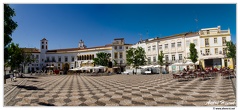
xmin=199 ymin=26 xmax=234 ymax=69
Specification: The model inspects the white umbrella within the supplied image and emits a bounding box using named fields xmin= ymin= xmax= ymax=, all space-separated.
xmin=185 ymin=61 xmax=194 ymax=65
xmin=153 ymin=65 xmax=160 ymax=68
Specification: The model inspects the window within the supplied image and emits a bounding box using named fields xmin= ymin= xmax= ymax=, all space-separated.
xmin=223 ymin=48 xmax=227 ymax=55
xmin=179 ymin=54 xmax=182 ymax=60
xmin=119 ymin=52 xmax=123 ymax=58
xmin=42 ymin=59 xmax=44 ymax=61
xmin=172 ymin=55 xmax=175 ymax=61
xmin=36 ymin=55 xmax=39 ymax=59
xmin=46 ymin=42 xmax=47 ymax=44
xmin=159 ymin=45 xmax=162 ymax=49
xmin=207 ymin=30 xmax=210 ymax=34
xmin=193 ymin=39 xmax=198 ymax=45
xmin=126 ymin=46 xmax=128 ymax=49
xmin=186 ymin=40 xmax=190 ymax=47
xmin=52 ymin=56 xmax=55 ymax=62
xmin=119 ymin=46 xmax=122 ymax=49
xmin=71 ymin=56 xmax=74 ymax=62
xmin=165 ymin=44 xmax=168 ymax=49
xmin=165 ymin=55 xmax=169 ymax=61
xmin=148 ymin=57 xmax=151 ymax=64
xmin=171 ymin=43 xmax=175 ymax=48
xmin=120 ymin=60 xmax=123 ymax=64
xmin=153 ymin=56 xmax=156 ymax=62
xmin=148 ymin=46 xmax=151 ymax=51
xmin=222 ymin=37 xmax=226 ymax=45
xmin=46 ymin=57 xmax=49 ymax=61
xmin=65 ymin=56 xmax=68 ymax=62
xmin=205 ymin=49 xmax=210 ymax=55
xmin=215 ymin=48 xmax=218 ymax=55
xmin=115 ymin=46 xmax=117 ymax=49
xmin=152 ymin=45 xmax=156 ymax=51
xmin=42 ymin=42 xmax=44 ymax=44
xmin=46 ymin=45 xmax=48 ymax=49
xmin=58 ymin=56 xmax=61 ymax=62
xmin=177 ymin=42 xmax=181 ymax=47
xmin=205 ymin=38 xmax=209 ymax=46
xmin=42 ymin=45 xmax=44 ymax=49
xmin=214 ymin=38 xmax=217 ymax=43
xmin=114 ymin=52 xmax=118 ymax=59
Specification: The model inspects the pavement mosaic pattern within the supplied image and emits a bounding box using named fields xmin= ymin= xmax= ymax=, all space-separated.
xmin=4 ymin=73 xmax=236 ymax=106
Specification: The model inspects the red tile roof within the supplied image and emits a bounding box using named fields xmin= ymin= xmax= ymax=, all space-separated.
xmin=21 ymin=48 xmax=40 ymax=53
xmin=46 ymin=45 xmax=112 ymax=53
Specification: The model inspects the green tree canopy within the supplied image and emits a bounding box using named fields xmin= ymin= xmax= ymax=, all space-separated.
xmin=4 ymin=4 xmax=18 ymax=62
xmin=21 ymin=49 xmax=36 ymax=73
xmin=93 ymin=52 xmax=110 ymax=66
xmin=226 ymin=41 xmax=236 ymax=59
xmin=158 ymin=51 xmax=164 ymax=66
xmin=226 ymin=41 xmax=236 ymax=67
xmin=189 ymin=43 xmax=198 ymax=64
xmin=126 ymin=47 xmax=146 ymax=68
xmin=6 ymin=43 xmax=23 ymax=70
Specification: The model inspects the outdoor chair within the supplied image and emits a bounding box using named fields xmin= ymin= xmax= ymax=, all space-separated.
xmin=173 ymin=72 xmax=189 ymax=81
xmin=221 ymin=70 xmax=235 ymax=79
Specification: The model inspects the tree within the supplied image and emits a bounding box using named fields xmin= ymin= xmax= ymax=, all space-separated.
xmin=4 ymin=4 xmax=18 ymax=84
xmin=226 ymin=41 xmax=236 ymax=69
xmin=4 ymin=4 xmax=18 ymax=62
xmin=6 ymin=43 xmax=23 ymax=70
xmin=126 ymin=47 xmax=146 ymax=74
xmin=189 ymin=43 xmax=198 ymax=69
xmin=158 ymin=51 xmax=164 ymax=74
xmin=93 ymin=52 xmax=110 ymax=66
xmin=21 ymin=50 xmax=35 ymax=73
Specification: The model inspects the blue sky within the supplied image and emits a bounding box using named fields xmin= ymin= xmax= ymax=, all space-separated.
xmin=10 ymin=4 xmax=236 ymax=50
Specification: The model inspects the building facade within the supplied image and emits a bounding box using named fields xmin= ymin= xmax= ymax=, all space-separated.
xmin=199 ymin=26 xmax=233 ymax=69
xmin=23 ymin=38 xmax=131 ymax=73
xmin=22 ymin=26 xmax=234 ymax=73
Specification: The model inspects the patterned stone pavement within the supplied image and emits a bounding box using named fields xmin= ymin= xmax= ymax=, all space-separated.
xmin=4 ymin=73 xmax=236 ymax=106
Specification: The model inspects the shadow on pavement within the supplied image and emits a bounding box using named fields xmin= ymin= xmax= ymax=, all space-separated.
xmin=18 ymin=76 xmax=38 ymax=79
xmin=14 ymin=85 xmax=45 ymax=90
xmin=38 ymin=102 xmax=55 ymax=106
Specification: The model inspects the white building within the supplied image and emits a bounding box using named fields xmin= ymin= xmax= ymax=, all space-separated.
xmin=111 ymin=38 xmax=132 ymax=72
xmin=22 ymin=38 xmax=133 ymax=73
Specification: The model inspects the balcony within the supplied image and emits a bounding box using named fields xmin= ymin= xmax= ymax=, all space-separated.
xmin=200 ymin=52 xmax=226 ymax=60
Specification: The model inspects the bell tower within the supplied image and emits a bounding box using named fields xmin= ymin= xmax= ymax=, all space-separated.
xmin=78 ymin=39 xmax=86 ymax=49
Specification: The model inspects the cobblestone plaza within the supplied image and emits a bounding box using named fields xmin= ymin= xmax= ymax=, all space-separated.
xmin=4 ymin=73 xmax=236 ymax=106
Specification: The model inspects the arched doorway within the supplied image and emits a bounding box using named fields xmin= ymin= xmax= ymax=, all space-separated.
xmin=63 ymin=63 xmax=69 ymax=74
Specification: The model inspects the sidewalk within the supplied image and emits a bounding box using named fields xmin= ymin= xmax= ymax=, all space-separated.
xmin=4 ymin=74 xmax=33 ymax=95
